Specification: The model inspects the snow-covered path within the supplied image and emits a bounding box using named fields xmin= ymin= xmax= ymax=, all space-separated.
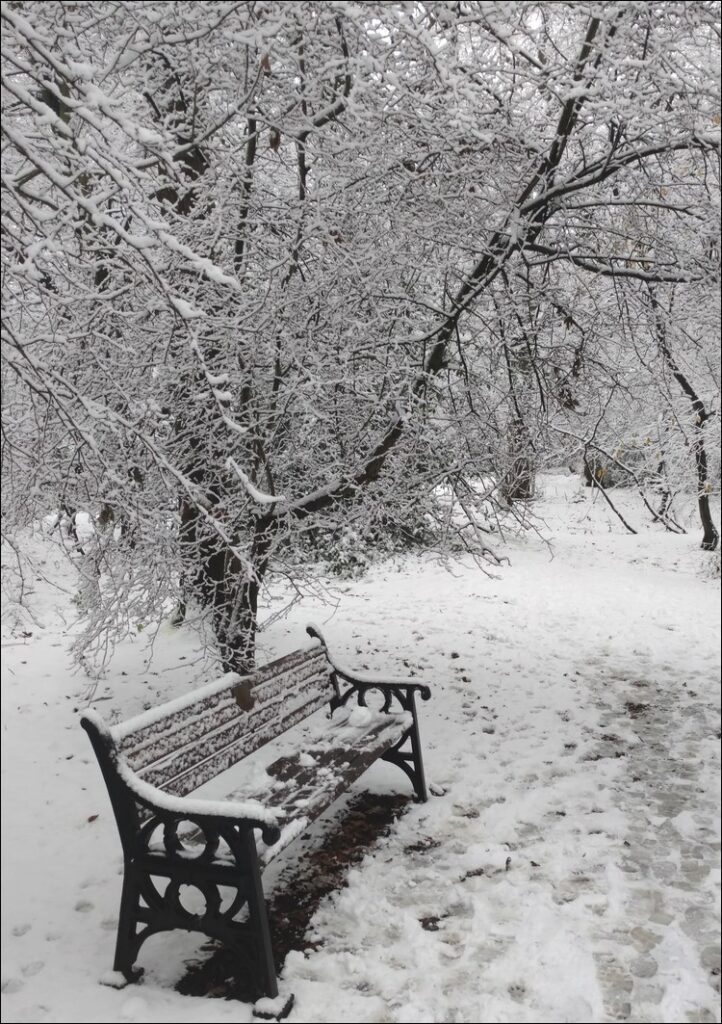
xmin=1 ymin=476 xmax=720 ymax=1023
xmin=593 ymin=670 xmax=720 ymax=1024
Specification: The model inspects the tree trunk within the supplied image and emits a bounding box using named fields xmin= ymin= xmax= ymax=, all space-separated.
xmin=503 ymin=418 xmax=535 ymax=501
xmin=649 ymin=290 xmax=719 ymax=552
xmin=188 ymin=513 xmax=275 ymax=674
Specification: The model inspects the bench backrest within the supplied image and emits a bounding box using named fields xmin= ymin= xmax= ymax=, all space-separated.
xmin=114 ymin=644 xmax=333 ymax=797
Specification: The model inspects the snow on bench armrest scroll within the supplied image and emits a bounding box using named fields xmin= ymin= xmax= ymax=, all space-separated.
xmin=306 ymin=623 xmax=432 ymax=695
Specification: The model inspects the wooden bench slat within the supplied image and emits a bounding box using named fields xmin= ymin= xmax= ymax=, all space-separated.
xmin=122 ymin=647 xmax=330 ymax=773
xmin=186 ymin=709 xmax=413 ymax=863
xmin=142 ymin=686 xmax=332 ymax=795
xmin=265 ymin=712 xmax=411 ymax=827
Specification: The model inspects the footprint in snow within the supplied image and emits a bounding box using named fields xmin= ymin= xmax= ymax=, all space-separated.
xmin=508 ymin=981 xmax=526 ymax=1003
xmin=630 ymin=954 xmax=658 ymax=978
xmin=21 ymin=961 xmax=45 ymax=977
xmin=1 ymin=966 xmax=23 ymax=995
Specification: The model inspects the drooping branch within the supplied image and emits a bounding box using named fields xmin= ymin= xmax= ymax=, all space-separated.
xmin=583 ymin=453 xmax=638 ymax=534
xmin=550 ymin=424 xmax=688 ymax=536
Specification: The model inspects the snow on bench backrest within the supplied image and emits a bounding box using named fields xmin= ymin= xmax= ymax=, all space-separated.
xmin=116 ymin=644 xmax=332 ymax=797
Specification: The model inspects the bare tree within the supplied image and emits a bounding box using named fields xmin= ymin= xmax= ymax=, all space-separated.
xmin=2 ymin=2 xmax=720 ymax=670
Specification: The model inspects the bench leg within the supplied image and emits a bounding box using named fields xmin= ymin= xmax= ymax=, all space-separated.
xmin=382 ymin=717 xmax=428 ymax=803
xmin=113 ymin=868 xmax=143 ymax=981
xmin=242 ymin=831 xmax=278 ymax=999
xmin=407 ymin=716 xmax=428 ymax=803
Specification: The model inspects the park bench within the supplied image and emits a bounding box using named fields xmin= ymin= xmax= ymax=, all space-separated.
xmin=81 ymin=624 xmax=430 ymax=1008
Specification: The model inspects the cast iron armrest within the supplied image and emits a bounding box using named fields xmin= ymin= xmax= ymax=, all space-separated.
xmin=306 ymin=624 xmax=431 ymax=712
xmin=332 ymin=671 xmax=431 ymax=701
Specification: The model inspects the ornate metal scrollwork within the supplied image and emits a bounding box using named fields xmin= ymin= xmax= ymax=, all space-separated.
xmin=111 ymin=809 xmax=274 ymax=991
xmin=381 ymin=731 xmax=424 ymax=796
xmin=327 ymin=675 xmax=430 ymax=802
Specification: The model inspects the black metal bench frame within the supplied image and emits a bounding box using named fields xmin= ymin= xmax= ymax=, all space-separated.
xmin=81 ymin=625 xmax=430 ymax=1003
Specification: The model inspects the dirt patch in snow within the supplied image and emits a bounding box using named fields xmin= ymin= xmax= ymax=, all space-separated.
xmin=175 ymin=792 xmax=409 ymax=1003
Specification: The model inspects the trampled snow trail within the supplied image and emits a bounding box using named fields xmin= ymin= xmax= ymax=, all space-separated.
xmin=1 ymin=476 xmax=720 ymax=1023
xmin=586 ymin=666 xmax=720 ymax=1024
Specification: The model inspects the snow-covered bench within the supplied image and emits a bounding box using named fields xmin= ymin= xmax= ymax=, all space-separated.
xmin=81 ymin=624 xmax=430 ymax=1006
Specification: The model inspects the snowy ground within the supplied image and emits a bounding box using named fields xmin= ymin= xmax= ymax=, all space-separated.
xmin=2 ymin=474 xmax=720 ymax=1024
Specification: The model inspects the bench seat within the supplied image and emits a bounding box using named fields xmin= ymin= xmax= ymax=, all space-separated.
xmin=112 ymin=704 xmax=413 ymax=865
